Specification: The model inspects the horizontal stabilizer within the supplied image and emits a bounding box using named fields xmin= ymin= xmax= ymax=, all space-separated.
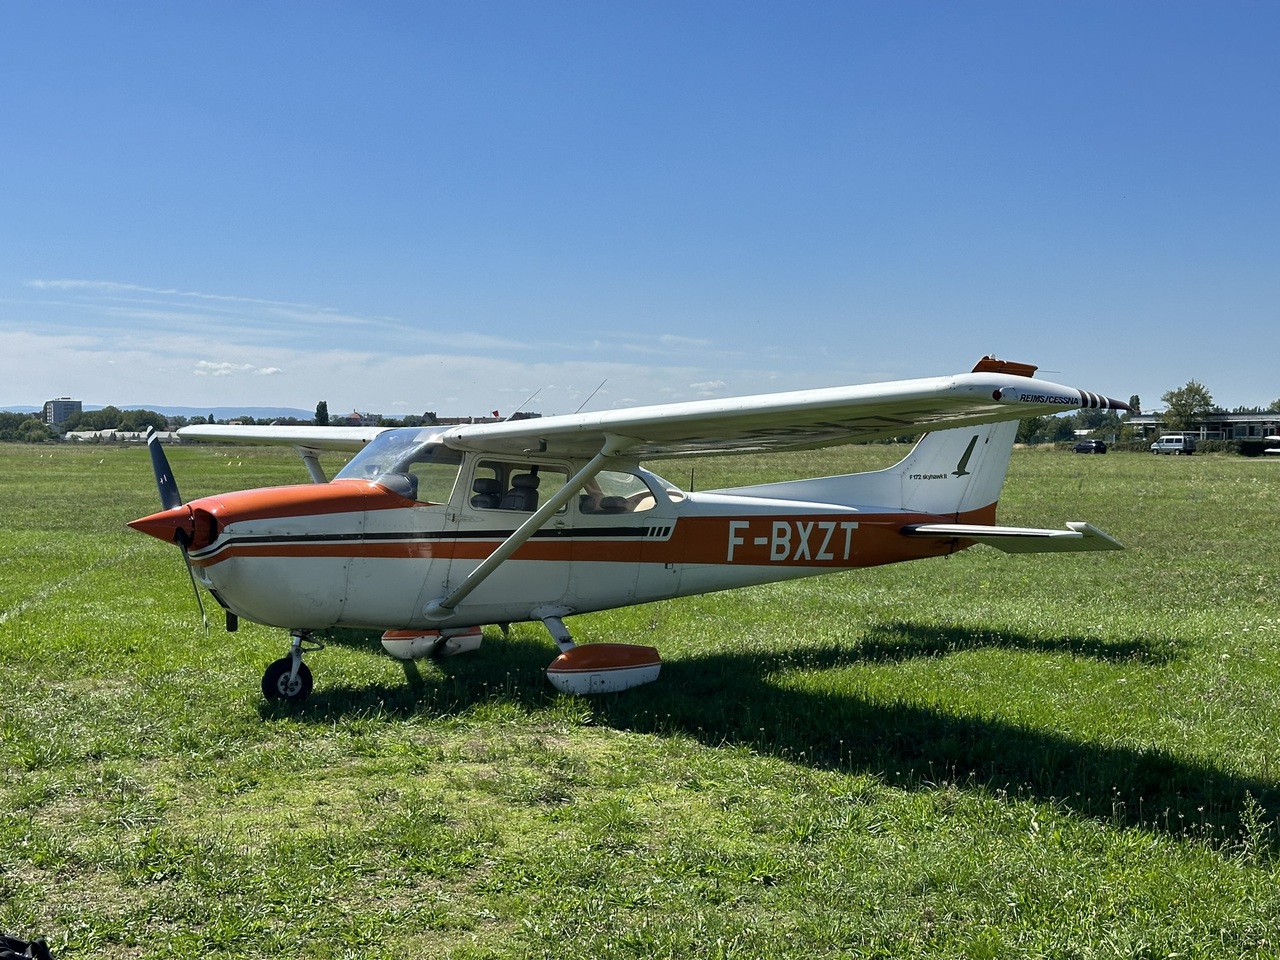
xmin=903 ymin=521 xmax=1123 ymax=553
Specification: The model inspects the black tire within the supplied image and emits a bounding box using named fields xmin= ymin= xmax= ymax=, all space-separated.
xmin=262 ymin=657 xmax=313 ymax=702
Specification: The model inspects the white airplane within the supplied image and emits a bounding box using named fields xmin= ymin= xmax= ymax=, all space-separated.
xmin=130 ymin=357 xmax=1129 ymax=703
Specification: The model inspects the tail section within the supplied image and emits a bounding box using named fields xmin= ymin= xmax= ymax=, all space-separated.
xmin=716 ymin=420 xmax=1019 ymax=520
xmin=892 ymin=420 xmax=1018 ymax=517
xmin=717 ymin=421 xmax=1124 ymax=553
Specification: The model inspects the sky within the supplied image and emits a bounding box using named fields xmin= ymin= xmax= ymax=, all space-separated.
xmin=2 ymin=1 xmax=1278 ymax=419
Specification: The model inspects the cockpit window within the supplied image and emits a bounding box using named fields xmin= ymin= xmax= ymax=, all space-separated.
xmin=334 ymin=430 xmax=462 ymax=503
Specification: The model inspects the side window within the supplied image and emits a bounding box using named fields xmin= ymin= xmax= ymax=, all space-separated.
xmin=579 ymin=470 xmax=657 ymax=514
xmin=470 ymin=461 xmax=568 ymax=512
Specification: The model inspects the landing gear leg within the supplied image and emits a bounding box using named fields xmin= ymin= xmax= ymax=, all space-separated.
xmin=540 ymin=613 xmax=576 ymax=654
xmin=262 ymin=630 xmax=324 ymax=702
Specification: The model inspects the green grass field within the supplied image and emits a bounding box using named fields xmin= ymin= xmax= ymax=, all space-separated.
xmin=3 ymin=441 xmax=1280 ymax=958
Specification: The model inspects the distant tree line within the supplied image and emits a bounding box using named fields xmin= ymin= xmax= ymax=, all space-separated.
xmin=6 ymin=378 xmax=1273 ymax=445
xmin=63 ymin=406 xmax=169 ymax=433
xmin=0 ymin=412 xmax=53 ymax=442
xmin=1017 ymin=378 xmax=1280 ymax=446
xmin=1016 ymin=407 xmax=1125 ymax=445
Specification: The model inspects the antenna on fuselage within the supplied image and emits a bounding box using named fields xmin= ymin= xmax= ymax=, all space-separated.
xmin=574 ymin=379 xmax=607 ymax=414
xmin=507 ymin=387 xmax=542 ymax=420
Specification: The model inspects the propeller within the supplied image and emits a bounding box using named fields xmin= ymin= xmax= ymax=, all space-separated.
xmin=147 ymin=427 xmax=183 ymax=510
xmin=142 ymin=429 xmax=209 ymax=634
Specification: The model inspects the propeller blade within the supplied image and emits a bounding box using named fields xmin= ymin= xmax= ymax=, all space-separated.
xmin=146 ymin=428 xmax=183 ymax=510
xmin=136 ymin=430 xmax=208 ymax=636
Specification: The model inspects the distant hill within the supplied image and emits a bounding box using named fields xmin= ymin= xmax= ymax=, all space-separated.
xmin=0 ymin=404 xmax=316 ymax=421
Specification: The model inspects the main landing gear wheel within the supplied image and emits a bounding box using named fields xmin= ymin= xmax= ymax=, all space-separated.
xmin=262 ymin=658 xmax=313 ymax=702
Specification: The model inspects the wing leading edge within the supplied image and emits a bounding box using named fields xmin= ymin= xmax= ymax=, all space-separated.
xmin=441 ymin=358 xmax=1130 ymax=459
xmin=178 ymin=424 xmax=388 ymax=452
xmin=174 ymin=357 xmax=1129 ymax=463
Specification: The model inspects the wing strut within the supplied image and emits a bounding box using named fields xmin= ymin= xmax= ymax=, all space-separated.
xmin=295 ymin=446 xmax=328 ymax=483
xmin=422 ymin=434 xmax=636 ymax=620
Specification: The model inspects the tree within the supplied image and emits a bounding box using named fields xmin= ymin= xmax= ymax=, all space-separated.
xmin=1017 ymin=416 xmax=1049 ymax=445
xmin=1128 ymin=395 xmax=1141 ymax=416
xmin=17 ymin=418 xmax=51 ymax=442
xmin=1160 ymin=380 xmax=1215 ymax=431
xmin=0 ymin=413 xmax=49 ymax=442
xmin=315 ymin=401 xmax=329 ymax=426
xmin=1074 ymin=409 xmax=1123 ymax=437
xmin=1051 ymin=416 xmax=1078 ymax=442
xmin=119 ymin=409 xmax=167 ymax=433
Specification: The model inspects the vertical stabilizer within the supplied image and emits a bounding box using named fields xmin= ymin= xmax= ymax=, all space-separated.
xmin=893 ymin=420 xmax=1018 ymax=516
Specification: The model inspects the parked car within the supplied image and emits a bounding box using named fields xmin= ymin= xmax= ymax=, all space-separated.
xmin=1151 ymin=434 xmax=1197 ymax=455
xmin=1072 ymin=439 xmax=1107 ymax=454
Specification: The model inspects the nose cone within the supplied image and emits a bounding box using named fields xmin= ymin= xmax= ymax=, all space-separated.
xmin=128 ymin=504 xmax=195 ymax=545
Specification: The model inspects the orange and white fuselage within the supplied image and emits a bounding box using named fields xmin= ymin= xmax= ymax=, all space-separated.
xmin=130 ymin=473 xmax=993 ymax=633
xmin=129 ymin=358 xmax=1129 ymax=700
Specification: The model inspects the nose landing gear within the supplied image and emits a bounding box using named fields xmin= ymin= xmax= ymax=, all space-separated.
xmin=262 ymin=630 xmax=325 ymax=702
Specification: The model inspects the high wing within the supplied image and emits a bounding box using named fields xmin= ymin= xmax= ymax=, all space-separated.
xmin=439 ymin=358 xmax=1129 ymax=460
xmin=177 ymin=424 xmax=388 ymax=481
xmin=175 ymin=358 xmax=1128 ymax=463
xmin=178 ymin=424 xmax=388 ymax=452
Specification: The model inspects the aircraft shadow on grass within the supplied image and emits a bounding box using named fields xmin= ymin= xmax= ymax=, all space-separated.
xmin=270 ymin=620 xmax=1275 ymax=850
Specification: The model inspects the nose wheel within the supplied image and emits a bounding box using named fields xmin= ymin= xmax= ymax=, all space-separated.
xmin=261 ymin=630 xmax=323 ymax=702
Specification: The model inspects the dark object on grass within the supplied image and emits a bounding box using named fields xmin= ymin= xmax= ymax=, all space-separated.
xmin=0 ymin=935 xmax=53 ymax=960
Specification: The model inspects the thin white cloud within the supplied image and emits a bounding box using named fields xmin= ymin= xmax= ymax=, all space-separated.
xmin=29 ymin=278 xmax=318 ymax=312
xmin=19 ymin=277 xmax=546 ymax=357
xmin=2 ymin=281 xmax=866 ymax=415
xmin=195 ymin=361 xmax=281 ymax=377
xmin=661 ymin=334 xmax=712 ymax=349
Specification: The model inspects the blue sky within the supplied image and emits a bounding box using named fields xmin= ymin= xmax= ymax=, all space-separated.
xmin=2 ymin=2 xmax=1277 ymax=418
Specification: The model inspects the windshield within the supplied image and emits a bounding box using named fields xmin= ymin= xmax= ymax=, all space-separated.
xmin=639 ymin=467 xmax=686 ymax=502
xmin=334 ymin=429 xmax=462 ymax=503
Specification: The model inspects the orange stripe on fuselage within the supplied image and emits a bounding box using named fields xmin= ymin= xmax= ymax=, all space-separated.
xmin=192 ymin=503 xmax=997 ymax=570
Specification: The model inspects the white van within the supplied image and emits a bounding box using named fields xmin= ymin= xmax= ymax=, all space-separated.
xmin=1151 ymin=434 xmax=1196 ymax=455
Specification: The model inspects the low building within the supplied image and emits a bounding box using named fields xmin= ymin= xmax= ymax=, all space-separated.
xmin=64 ymin=430 xmax=180 ymax=443
xmin=1129 ymin=412 xmax=1280 ymax=441
xmin=339 ymin=410 xmax=382 ymax=426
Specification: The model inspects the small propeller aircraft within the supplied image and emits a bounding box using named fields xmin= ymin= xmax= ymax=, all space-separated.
xmin=130 ymin=357 xmax=1130 ymax=702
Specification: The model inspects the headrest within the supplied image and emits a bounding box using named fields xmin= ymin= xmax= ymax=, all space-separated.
xmin=511 ymin=473 xmax=540 ymax=489
xmin=472 ymin=477 xmax=501 ymax=494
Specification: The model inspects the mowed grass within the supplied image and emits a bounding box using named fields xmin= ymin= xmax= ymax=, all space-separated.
xmin=3 ymin=441 xmax=1280 ymax=958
